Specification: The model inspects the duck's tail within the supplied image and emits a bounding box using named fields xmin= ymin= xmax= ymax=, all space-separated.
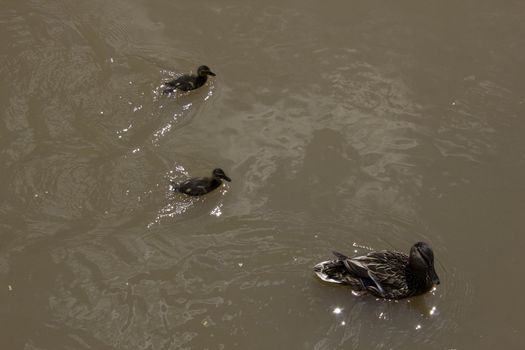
xmin=169 ymin=181 xmax=181 ymax=192
xmin=313 ymin=259 xmax=348 ymax=284
xmin=314 ymin=251 xmax=353 ymax=284
xmin=315 ymin=252 xmax=371 ymax=295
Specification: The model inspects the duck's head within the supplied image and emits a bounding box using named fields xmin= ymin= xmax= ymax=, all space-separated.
xmin=212 ymin=168 xmax=231 ymax=182
xmin=197 ymin=65 xmax=216 ymax=77
xmin=409 ymin=242 xmax=440 ymax=285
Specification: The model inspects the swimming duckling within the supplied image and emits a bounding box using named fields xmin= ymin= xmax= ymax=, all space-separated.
xmin=163 ymin=65 xmax=216 ymax=93
xmin=314 ymin=242 xmax=440 ymax=299
xmin=171 ymin=168 xmax=231 ymax=196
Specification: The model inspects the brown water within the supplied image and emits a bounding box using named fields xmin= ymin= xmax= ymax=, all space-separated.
xmin=1 ymin=0 xmax=524 ymax=348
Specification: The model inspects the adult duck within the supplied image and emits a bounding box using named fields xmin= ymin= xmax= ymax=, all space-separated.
xmin=163 ymin=65 xmax=216 ymax=93
xmin=314 ymin=242 xmax=440 ymax=299
xmin=171 ymin=168 xmax=231 ymax=196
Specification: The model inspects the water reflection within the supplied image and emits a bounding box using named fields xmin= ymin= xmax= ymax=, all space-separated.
xmin=316 ymin=294 xmax=446 ymax=348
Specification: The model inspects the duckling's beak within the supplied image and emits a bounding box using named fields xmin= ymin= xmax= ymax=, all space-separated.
xmin=430 ymin=266 xmax=440 ymax=285
xmin=222 ymin=175 xmax=231 ymax=182
xmin=207 ymin=70 xmax=216 ymax=76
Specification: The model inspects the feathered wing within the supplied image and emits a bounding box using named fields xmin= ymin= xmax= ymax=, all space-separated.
xmin=344 ymin=251 xmax=408 ymax=298
xmin=172 ymin=177 xmax=220 ymax=196
xmin=163 ymin=76 xmax=196 ymax=93
xmin=178 ymin=178 xmax=207 ymax=195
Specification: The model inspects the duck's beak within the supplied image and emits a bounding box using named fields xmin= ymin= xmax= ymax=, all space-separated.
xmin=430 ymin=266 xmax=440 ymax=285
xmin=222 ymin=175 xmax=231 ymax=182
xmin=207 ymin=70 xmax=216 ymax=76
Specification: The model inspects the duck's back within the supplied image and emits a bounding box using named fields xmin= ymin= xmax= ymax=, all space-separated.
xmin=346 ymin=251 xmax=409 ymax=298
xmin=164 ymin=75 xmax=206 ymax=92
xmin=173 ymin=177 xmax=220 ymax=196
xmin=315 ymin=250 xmax=413 ymax=299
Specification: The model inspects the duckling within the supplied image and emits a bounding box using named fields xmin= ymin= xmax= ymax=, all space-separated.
xmin=171 ymin=168 xmax=231 ymax=196
xmin=163 ymin=65 xmax=216 ymax=93
xmin=314 ymin=242 xmax=440 ymax=299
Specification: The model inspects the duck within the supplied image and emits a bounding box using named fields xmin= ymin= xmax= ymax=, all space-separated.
xmin=314 ymin=242 xmax=440 ymax=299
xmin=163 ymin=65 xmax=216 ymax=93
xmin=171 ymin=168 xmax=231 ymax=196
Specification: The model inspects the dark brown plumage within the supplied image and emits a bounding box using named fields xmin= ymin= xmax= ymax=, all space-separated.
xmin=170 ymin=168 xmax=231 ymax=196
xmin=163 ymin=65 xmax=216 ymax=93
xmin=314 ymin=242 xmax=440 ymax=299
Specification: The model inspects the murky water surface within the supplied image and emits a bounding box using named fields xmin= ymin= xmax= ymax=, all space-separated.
xmin=1 ymin=0 xmax=524 ymax=348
